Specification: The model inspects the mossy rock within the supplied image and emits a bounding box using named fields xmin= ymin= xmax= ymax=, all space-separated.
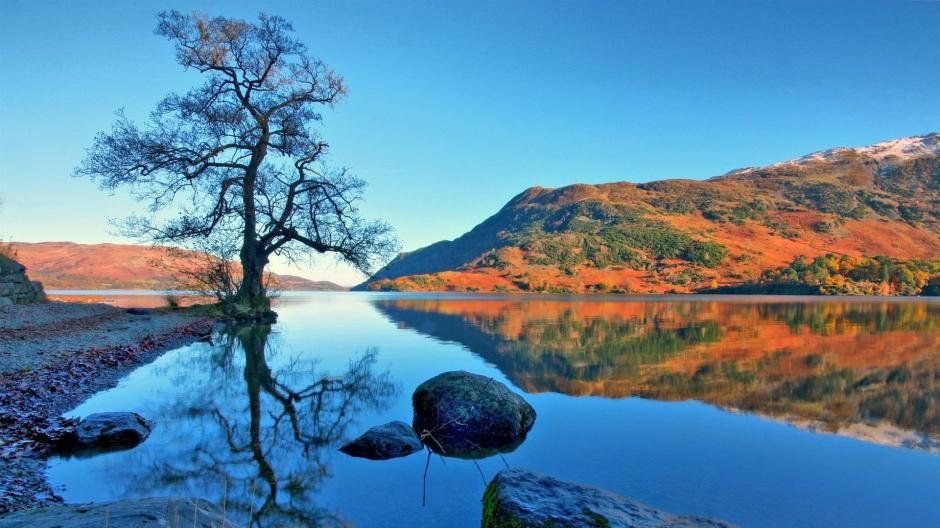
xmin=412 ymin=371 xmax=535 ymax=459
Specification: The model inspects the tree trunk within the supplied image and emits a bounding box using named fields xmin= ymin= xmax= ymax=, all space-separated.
xmin=236 ymin=249 xmax=269 ymax=312
xmin=233 ymin=132 xmax=271 ymax=317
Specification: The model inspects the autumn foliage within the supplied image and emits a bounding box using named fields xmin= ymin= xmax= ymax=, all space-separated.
xmin=760 ymin=254 xmax=940 ymax=296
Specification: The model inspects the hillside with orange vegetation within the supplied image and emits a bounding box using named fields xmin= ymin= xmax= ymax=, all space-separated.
xmin=10 ymin=242 xmax=347 ymax=291
xmin=361 ymin=134 xmax=940 ymax=294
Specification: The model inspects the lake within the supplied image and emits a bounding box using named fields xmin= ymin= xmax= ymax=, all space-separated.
xmin=45 ymin=292 xmax=940 ymax=527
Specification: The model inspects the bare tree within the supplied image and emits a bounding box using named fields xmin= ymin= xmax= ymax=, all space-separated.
xmin=76 ymin=10 xmax=398 ymax=316
xmin=158 ymin=238 xmax=243 ymax=304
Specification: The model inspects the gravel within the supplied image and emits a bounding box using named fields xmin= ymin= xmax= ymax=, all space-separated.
xmin=0 ymin=301 xmax=199 ymax=374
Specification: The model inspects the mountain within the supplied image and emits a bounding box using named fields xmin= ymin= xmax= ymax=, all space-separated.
xmin=10 ymin=242 xmax=348 ymax=291
xmin=361 ymin=133 xmax=940 ymax=294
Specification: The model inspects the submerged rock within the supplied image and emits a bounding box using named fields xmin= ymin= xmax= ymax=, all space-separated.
xmin=0 ymin=497 xmax=237 ymax=528
xmin=412 ymin=371 xmax=536 ymax=459
xmin=339 ymin=420 xmax=423 ymax=460
xmin=483 ymin=468 xmax=736 ymax=528
xmin=63 ymin=412 xmax=153 ymax=452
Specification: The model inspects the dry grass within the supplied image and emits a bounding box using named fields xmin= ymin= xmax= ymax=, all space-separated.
xmin=0 ymin=239 xmax=16 ymax=262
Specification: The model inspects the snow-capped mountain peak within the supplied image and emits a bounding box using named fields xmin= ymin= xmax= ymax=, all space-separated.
xmin=726 ymin=133 xmax=940 ymax=176
xmin=784 ymin=133 xmax=939 ymax=166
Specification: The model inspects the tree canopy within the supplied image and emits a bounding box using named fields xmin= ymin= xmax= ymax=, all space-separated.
xmin=77 ymin=10 xmax=398 ymax=313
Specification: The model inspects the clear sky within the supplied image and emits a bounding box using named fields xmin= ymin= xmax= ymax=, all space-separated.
xmin=2 ymin=0 xmax=939 ymax=285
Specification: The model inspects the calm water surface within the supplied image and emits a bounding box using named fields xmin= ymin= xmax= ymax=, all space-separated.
xmin=46 ymin=293 xmax=940 ymax=527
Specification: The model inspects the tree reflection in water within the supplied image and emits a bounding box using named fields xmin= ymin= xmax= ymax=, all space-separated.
xmin=119 ymin=324 xmax=396 ymax=527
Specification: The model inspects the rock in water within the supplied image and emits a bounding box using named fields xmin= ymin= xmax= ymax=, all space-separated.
xmin=339 ymin=420 xmax=423 ymax=460
xmin=0 ymin=497 xmax=237 ymax=528
xmin=412 ymin=371 xmax=536 ymax=459
xmin=71 ymin=412 xmax=153 ymax=451
xmin=483 ymin=468 xmax=736 ymax=528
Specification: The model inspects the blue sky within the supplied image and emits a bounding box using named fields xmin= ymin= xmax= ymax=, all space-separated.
xmin=2 ymin=0 xmax=939 ymax=285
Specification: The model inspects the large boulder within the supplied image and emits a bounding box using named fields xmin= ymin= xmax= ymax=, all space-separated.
xmin=483 ymin=469 xmax=736 ymax=528
xmin=64 ymin=412 xmax=153 ymax=452
xmin=339 ymin=420 xmax=423 ymax=460
xmin=0 ymin=497 xmax=237 ymax=528
xmin=412 ymin=371 xmax=536 ymax=459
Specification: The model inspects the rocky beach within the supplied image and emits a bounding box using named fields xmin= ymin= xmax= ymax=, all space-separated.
xmin=0 ymin=301 xmax=214 ymax=513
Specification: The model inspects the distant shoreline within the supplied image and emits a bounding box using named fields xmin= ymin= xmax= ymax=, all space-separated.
xmin=46 ymin=289 xmax=940 ymax=303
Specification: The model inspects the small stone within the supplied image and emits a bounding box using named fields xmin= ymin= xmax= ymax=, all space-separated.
xmin=68 ymin=412 xmax=153 ymax=451
xmin=339 ymin=421 xmax=423 ymax=460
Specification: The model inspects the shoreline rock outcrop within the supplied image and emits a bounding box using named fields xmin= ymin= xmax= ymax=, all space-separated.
xmin=0 ymin=258 xmax=45 ymax=306
xmin=483 ymin=468 xmax=736 ymax=528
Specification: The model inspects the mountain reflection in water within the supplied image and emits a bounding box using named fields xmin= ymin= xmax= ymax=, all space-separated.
xmin=97 ymin=324 xmax=396 ymax=527
xmin=372 ymin=298 xmax=940 ymax=451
